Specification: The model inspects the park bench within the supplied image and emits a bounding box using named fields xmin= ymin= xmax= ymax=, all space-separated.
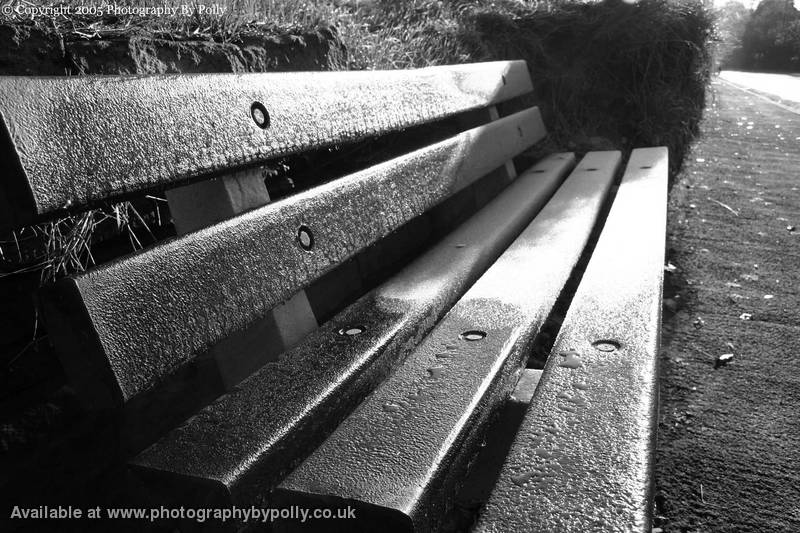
xmin=0 ymin=60 xmax=667 ymax=532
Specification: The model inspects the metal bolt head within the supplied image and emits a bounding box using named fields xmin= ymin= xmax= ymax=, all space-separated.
xmin=338 ymin=326 xmax=365 ymax=336
xmin=460 ymin=330 xmax=486 ymax=341
xmin=297 ymin=225 xmax=314 ymax=251
xmin=592 ymin=340 xmax=621 ymax=352
xmin=251 ymin=101 xmax=270 ymax=129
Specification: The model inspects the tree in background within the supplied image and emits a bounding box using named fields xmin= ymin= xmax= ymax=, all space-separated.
xmin=739 ymin=0 xmax=800 ymax=70
xmin=773 ymin=12 xmax=800 ymax=67
xmin=714 ymin=1 xmax=752 ymax=68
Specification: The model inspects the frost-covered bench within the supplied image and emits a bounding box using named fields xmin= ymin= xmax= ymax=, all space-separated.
xmin=0 ymin=60 xmax=667 ymax=532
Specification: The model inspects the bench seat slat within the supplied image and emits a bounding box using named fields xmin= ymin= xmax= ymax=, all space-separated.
xmin=42 ymin=107 xmax=546 ymax=407
xmin=273 ymin=152 xmax=622 ymax=532
xmin=130 ymin=153 xmax=575 ymax=507
xmin=475 ymin=147 xmax=668 ymax=533
xmin=0 ymin=61 xmax=532 ymax=226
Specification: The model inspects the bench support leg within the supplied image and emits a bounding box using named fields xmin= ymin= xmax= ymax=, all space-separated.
xmin=459 ymin=105 xmax=518 ymax=213
xmin=165 ymin=169 xmax=318 ymax=388
xmin=487 ymin=105 xmax=518 ymax=180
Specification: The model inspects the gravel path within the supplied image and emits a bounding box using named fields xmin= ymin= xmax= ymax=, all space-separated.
xmin=655 ymin=79 xmax=800 ymax=532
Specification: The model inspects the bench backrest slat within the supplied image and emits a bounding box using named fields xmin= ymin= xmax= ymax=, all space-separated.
xmin=43 ymin=107 xmax=546 ymax=407
xmin=0 ymin=61 xmax=532 ymax=227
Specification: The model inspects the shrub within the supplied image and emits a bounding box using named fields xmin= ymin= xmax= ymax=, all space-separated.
xmin=330 ymin=0 xmax=714 ymax=179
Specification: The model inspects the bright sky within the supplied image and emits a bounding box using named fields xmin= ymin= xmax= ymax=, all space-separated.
xmin=712 ymin=0 xmax=800 ymax=8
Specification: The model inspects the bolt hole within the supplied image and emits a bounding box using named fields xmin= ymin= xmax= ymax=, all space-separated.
xmin=338 ymin=325 xmax=365 ymax=336
xmin=460 ymin=330 xmax=486 ymax=341
xmin=297 ymin=225 xmax=314 ymax=250
xmin=592 ymin=339 xmax=621 ymax=352
xmin=251 ymin=101 xmax=270 ymax=129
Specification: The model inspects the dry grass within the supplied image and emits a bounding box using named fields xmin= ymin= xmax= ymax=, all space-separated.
xmin=0 ymin=199 xmax=165 ymax=284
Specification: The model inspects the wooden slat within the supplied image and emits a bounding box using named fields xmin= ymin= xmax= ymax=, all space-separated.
xmin=0 ymin=60 xmax=532 ymax=227
xmin=273 ymin=152 xmax=622 ymax=532
xmin=130 ymin=154 xmax=575 ymax=508
xmin=475 ymin=147 xmax=668 ymax=533
xmin=41 ymin=108 xmax=547 ymax=408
